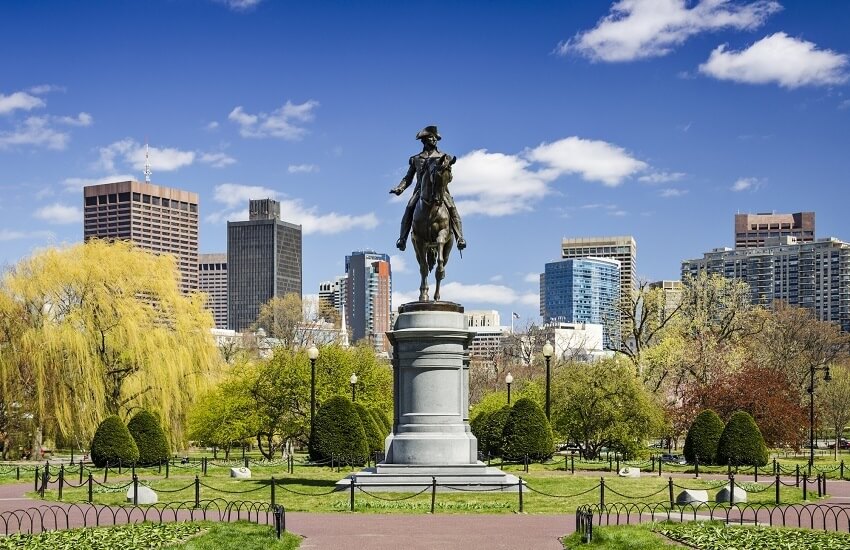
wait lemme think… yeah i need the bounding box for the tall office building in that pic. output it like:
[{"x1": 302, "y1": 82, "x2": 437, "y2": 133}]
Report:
[
  {"x1": 561, "y1": 236, "x2": 636, "y2": 306},
  {"x1": 735, "y1": 212, "x2": 814, "y2": 249},
  {"x1": 199, "y1": 253, "x2": 227, "y2": 329},
  {"x1": 540, "y1": 257, "x2": 621, "y2": 347},
  {"x1": 318, "y1": 275, "x2": 347, "y2": 316},
  {"x1": 682, "y1": 236, "x2": 850, "y2": 332},
  {"x1": 345, "y1": 251, "x2": 392, "y2": 353},
  {"x1": 648, "y1": 280, "x2": 684, "y2": 319},
  {"x1": 227, "y1": 198, "x2": 302, "y2": 332},
  {"x1": 83, "y1": 181, "x2": 199, "y2": 293}
]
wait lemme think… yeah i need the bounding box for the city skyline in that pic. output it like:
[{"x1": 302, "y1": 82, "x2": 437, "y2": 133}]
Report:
[{"x1": 3, "y1": 1, "x2": 850, "y2": 323}]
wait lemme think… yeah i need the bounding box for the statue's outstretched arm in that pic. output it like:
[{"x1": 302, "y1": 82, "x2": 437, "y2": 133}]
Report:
[{"x1": 390, "y1": 158, "x2": 416, "y2": 195}]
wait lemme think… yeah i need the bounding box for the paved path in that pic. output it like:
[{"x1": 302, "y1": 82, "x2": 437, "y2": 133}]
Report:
[{"x1": 0, "y1": 475, "x2": 848, "y2": 549}]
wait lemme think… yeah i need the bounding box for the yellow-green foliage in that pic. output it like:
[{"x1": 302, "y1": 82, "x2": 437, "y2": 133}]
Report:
[{"x1": 0, "y1": 240, "x2": 221, "y2": 446}]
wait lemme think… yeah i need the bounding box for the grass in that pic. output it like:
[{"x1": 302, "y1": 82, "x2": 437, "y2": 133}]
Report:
[
  {"x1": 0, "y1": 522, "x2": 203, "y2": 549},
  {"x1": 561, "y1": 523, "x2": 679, "y2": 549},
  {"x1": 32, "y1": 458, "x2": 819, "y2": 514},
  {"x1": 167, "y1": 521, "x2": 301, "y2": 549}
]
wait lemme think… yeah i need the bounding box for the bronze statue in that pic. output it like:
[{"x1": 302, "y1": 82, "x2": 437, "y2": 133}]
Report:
[{"x1": 390, "y1": 126, "x2": 465, "y2": 301}]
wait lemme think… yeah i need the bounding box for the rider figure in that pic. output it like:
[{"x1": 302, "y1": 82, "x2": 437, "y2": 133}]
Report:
[{"x1": 390, "y1": 125, "x2": 466, "y2": 252}]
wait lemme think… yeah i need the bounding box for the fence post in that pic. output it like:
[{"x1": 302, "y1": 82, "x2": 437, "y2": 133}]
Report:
[
  {"x1": 608, "y1": 456, "x2": 612, "y2": 472},
  {"x1": 118, "y1": 458, "x2": 122, "y2": 475},
  {"x1": 695, "y1": 457, "x2": 699, "y2": 479},
  {"x1": 518, "y1": 477, "x2": 524, "y2": 513},
  {"x1": 158, "y1": 460, "x2": 162, "y2": 475},
  {"x1": 349, "y1": 476, "x2": 355, "y2": 512},
  {"x1": 34, "y1": 466, "x2": 39, "y2": 492},
  {"x1": 668, "y1": 476, "x2": 674, "y2": 508},
  {"x1": 802, "y1": 474, "x2": 808, "y2": 500},
  {"x1": 729, "y1": 474, "x2": 735, "y2": 506},
  {"x1": 841, "y1": 460, "x2": 845, "y2": 481},
  {"x1": 132, "y1": 474, "x2": 138, "y2": 505},
  {"x1": 658, "y1": 456, "x2": 662, "y2": 477},
  {"x1": 616, "y1": 454, "x2": 620, "y2": 474},
  {"x1": 599, "y1": 477, "x2": 605, "y2": 508},
  {"x1": 271, "y1": 476, "x2": 276, "y2": 506},
  {"x1": 58, "y1": 466, "x2": 64, "y2": 500},
  {"x1": 808, "y1": 462, "x2": 812, "y2": 478},
  {"x1": 430, "y1": 476, "x2": 436, "y2": 514},
  {"x1": 775, "y1": 474, "x2": 780, "y2": 504},
  {"x1": 194, "y1": 475, "x2": 200, "y2": 508},
  {"x1": 104, "y1": 463, "x2": 109, "y2": 483},
  {"x1": 40, "y1": 468, "x2": 47, "y2": 498},
  {"x1": 166, "y1": 460, "x2": 169, "y2": 479},
  {"x1": 651, "y1": 455, "x2": 655, "y2": 472},
  {"x1": 773, "y1": 458, "x2": 777, "y2": 475},
  {"x1": 817, "y1": 473, "x2": 822, "y2": 498},
  {"x1": 79, "y1": 463, "x2": 84, "y2": 484},
  {"x1": 727, "y1": 460, "x2": 731, "y2": 476},
  {"x1": 70, "y1": 448, "x2": 74, "y2": 465},
  {"x1": 822, "y1": 471, "x2": 827, "y2": 495},
  {"x1": 88, "y1": 473, "x2": 93, "y2": 503},
  {"x1": 795, "y1": 464, "x2": 800, "y2": 487},
  {"x1": 754, "y1": 463, "x2": 758, "y2": 483},
  {"x1": 524, "y1": 454, "x2": 529, "y2": 473},
  {"x1": 16, "y1": 465, "x2": 19, "y2": 481},
  {"x1": 274, "y1": 505, "x2": 283, "y2": 539},
  {"x1": 131, "y1": 463, "x2": 135, "y2": 478},
  {"x1": 571, "y1": 453, "x2": 575, "y2": 474}
]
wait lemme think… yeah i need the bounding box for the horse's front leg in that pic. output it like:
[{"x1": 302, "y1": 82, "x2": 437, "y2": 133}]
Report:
[
  {"x1": 418, "y1": 252, "x2": 430, "y2": 302},
  {"x1": 433, "y1": 242, "x2": 445, "y2": 301}
]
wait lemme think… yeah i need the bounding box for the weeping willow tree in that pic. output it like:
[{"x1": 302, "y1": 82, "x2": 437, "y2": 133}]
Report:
[{"x1": 0, "y1": 240, "x2": 221, "y2": 448}]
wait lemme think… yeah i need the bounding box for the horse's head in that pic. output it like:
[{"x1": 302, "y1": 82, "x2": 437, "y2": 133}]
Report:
[{"x1": 422, "y1": 155, "x2": 456, "y2": 204}]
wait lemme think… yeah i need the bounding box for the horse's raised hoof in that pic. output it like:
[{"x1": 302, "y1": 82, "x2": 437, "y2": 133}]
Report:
[
  {"x1": 396, "y1": 238, "x2": 406, "y2": 251},
  {"x1": 457, "y1": 238, "x2": 467, "y2": 250}
]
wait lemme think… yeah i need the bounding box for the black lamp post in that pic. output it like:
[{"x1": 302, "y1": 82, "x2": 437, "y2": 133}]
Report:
[
  {"x1": 350, "y1": 373, "x2": 358, "y2": 402},
  {"x1": 808, "y1": 362, "x2": 831, "y2": 468},
  {"x1": 505, "y1": 372, "x2": 513, "y2": 405},
  {"x1": 542, "y1": 340, "x2": 554, "y2": 420},
  {"x1": 308, "y1": 345, "x2": 319, "y2": 453}
]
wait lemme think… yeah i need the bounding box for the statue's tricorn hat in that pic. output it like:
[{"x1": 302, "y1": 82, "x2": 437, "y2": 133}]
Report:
[{"x1": 415, "y1": 125, "x2": 441, "y2": 141}]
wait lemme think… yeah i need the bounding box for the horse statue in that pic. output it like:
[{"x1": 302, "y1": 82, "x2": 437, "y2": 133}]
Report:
[{"x1": 411, "y1": 154, "x2": 456, "y2": 302}]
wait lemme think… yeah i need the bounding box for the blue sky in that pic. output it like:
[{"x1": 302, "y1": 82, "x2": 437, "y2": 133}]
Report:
[{"x1": 2, "y1": 0, "x2": 849, "y2": 323}]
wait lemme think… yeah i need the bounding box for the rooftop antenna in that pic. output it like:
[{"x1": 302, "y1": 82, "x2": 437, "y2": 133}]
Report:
[{"x1": 143, "y1": 138, "x2": 152, "y2": 183}]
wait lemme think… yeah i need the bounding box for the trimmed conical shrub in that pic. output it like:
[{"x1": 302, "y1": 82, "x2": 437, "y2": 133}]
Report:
[
  {"x1": 90, "y1": 415, "x2": 139, "y2": 468},
  {"x1": 478, "y1": 406, "x2": 512, "y2": 458},
  {"x1": 127, "y1": 410, "x2": 170, "y2": 465},
  {"x1": 502, "y1": 398, "x2": 554, "y2": 461},
  {"x1": 354, "y1": 402, "x2": 384, "y2": 454},
  {"x1": 716, "y1": 411, "x2": 769, "y2": 467},
  {"x1": 683, "y1": 409, "x2": 725, "y2": 465},
  {"x1": 310, "y1": 396, "x2": 368, "y2": 464},
  {"x1": 369, "y1": 407, "x2": 391, "y2": 436}
]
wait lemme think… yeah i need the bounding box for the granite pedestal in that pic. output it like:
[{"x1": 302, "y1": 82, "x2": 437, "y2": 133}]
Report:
[{"x1": 337, "y1": 302, "x2": 520, "y2": 492}]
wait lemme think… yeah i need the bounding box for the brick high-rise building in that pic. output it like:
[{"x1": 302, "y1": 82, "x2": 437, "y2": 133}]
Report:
[
  {"x1": 199, "y1": 253, "x2": 227, "y2": 329},
  {"x1": 83, "y1": 181, "x2": 199, "y2": 293},
  {"x1": 734, "y1": 212, "x2": 815, "y2": 249},
  {"x1": 345, "y1": 251, "x2": 392, "y2": 353},
  {"x1": 227, "y1": 199, "x2": 302, "y2": 332}
]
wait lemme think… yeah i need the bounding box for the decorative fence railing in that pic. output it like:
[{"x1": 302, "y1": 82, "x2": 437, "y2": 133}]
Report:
[{"x1": 0, "y1": 499, "x2": 285, "y2": 538}]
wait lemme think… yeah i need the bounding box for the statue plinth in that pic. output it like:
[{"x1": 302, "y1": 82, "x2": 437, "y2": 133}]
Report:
[{"x1": 336, "y1": 302, "x2": 521, "y2": 491}]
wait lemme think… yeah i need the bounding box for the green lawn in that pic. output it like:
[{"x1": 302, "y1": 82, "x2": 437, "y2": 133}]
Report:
[
  {"x1": 561, "y1": 524, "x2": 678, "y2": 549},
  {"x1": 33, "y1": 459, "x2": 819, "y2": 514}
]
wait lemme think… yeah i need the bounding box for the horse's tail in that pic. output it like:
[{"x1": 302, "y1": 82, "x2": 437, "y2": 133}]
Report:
[{"x1": 427, "y1": 247, "x2": 436, "y2": 272}]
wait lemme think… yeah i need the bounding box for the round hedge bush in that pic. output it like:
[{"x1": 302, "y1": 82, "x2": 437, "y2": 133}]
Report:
[
  {"x1": 683, "y1": 409, "x2": 725, "y2": 465},
  {"x1": 477, "y1": 406, "x2": 512, "y2": 458},
  {"x1": 127, "y1": 410, "x2": 170, "y2": 466},
  {"x1": 354, "y1": 402, "x2": 384, "y2": 454},
  {"x1": 90, "y1": 415, "x2": 139, "y2": 468},
  {"x1": 369, "y1": 408, "x2": 391, "y2": 437},
  {"x1": 716, "y1": 410, "x2": 768, "y2": 467},
  {"x1": 501, "y1": 398, "x2": 554, "y2": 461},
  {"x1": 310, "y1": 396, "x2": 368, "y2": 464}
]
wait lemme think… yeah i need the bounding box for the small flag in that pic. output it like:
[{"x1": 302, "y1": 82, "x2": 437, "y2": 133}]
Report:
[{"x1": 512, "y1": 312, "x2": 520, "y2": 319}]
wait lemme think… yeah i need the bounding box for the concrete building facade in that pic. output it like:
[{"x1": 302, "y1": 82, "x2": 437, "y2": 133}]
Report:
[
  {"x1": 735, "y1": 211, "x2": 815, "y2": 249},
  {"x1": 199, "y1": 253, "x2": 227, "y2": 329},
  {"x1": 561, "y1": 236, "x2": 636, "y2": 306},
  {"x1": 83, "y1": 180, "x2": 199, "y2": 293},
  {"x1": 345, "y1": 251, "x2": 392, "y2": 353},
  {"x1": 227, "y1": 199, "x2": 302, "y2": 332}
]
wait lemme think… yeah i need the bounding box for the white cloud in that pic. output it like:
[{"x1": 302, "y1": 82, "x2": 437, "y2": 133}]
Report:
[
  {"x1": 214, "y1": 0, "x2": 262, "y2": 10},
  {"x1": 581, "y1": 203, "x2": 619, "y2": 210},
  {"x1": 288, "y1": 164, "x2": 319, "y2": 173},
  {"x1": 609, "y1": 210, "x2": 628, "y2": 217},
  {"x1": 34, "y1": 203, "x2": 81, "y2": 224},
  {"x1": 659, "y1": 188, "x2": 688, "y2": 198},
  {"x1": 207, "y1": 183, "x2": 378, "y2": 235},
  {"x1": 28, "y1": 84, "x2": 65, "y2": 95},
  {"x1": 839, "y1": 99, "x2": 850, "y2": 110},
  {"x1": 559, "y1": 0, "x2": 780, "y2": 62},
  {"x1": 199, "y1": 152, "x2": 236, "y2": 168},
  {"x1": 731, "y1": 177, "x2": 763, "y2": 192},
  {"x1": 523, "y1": 272, "x2": 540, "y2": 284},
  {"x1": 490, "y1": 275, "x2": 503, "y2": 282},
  {"x1": 63, "y1": 174, "x2": 135, "y2": 192},
  {"x1": 520, "y1": 293, "x2": 540, "y2": 306},
  {"x1": 228, "y1": 100, "x2": 319, "y2": 140},
  {"x1": 699, "y1": 32, "x2": 850, "y2": 88},
  {"x1": 55, "y1": 112, "x2": 93, "y2": 127},
  {"x1": 526, "y1": 137, "x2": 648, "y2": 186},
  {"x1": 0, "y1": 91, "x2": 45, "y2": 115},
  {"x1": 205, "y1": 121, "x2": 220, "y2": 131},
  {"x1": 0, "y1": 229, "x2": 55, "y2": 241},
  {"x1": 639, "y1": 171, "x2": 686, "y2": 184},
  {"x1": 392, "y1": 290, "x2": 421, "y2": 309},
  {"x1": 0, "y1": 116, "x2": 68, "y2": 150},
  {"x1": 390, "y1": 254, "x2": 408, "y2": 273}
]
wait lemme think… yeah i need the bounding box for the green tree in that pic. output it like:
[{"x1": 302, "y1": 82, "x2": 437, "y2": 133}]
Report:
[
  {"x1": 683, "y1": 409, "x2": 725, "y2": 465},
  {"x1": 716, "y1": 411, "x2": 768, "y2": 466},
  {"x1": 90, "y1": 415, "x2": 139, "y2": 467},
  {"x1": 552, "y1": 359, "x2": 664, "y2": 459},
  {"x1": 127, "y1": 410, "x2": 170, "y2": 465},
  {"x1": 501, "y1": 398, "x2": 553, "y2": 461},
  {"x1": 187, "y1": 373, "x2": 259, "y2": 457},
  {"x1": 310, "y1": 396, "x2": 368, "y2": 464},
  {"x1": 819, "y1": 362, "x2": 850, "y2": 460},
  {"x1": 0, "y1": 240, "x2": 220, "y2": 447}
]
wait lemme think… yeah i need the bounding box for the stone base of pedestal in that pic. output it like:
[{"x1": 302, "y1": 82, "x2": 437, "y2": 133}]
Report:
[{"x1": 335, "y1": 462, "x2": 523, "y2": 492}]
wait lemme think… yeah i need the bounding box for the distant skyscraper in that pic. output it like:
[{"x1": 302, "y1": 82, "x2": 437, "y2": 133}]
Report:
[
  {"x1": 199, "y1": 253, "x2": 227, "y2": 329},
  {"x1": 345, "y1": 250, "x2": 392, "y2": 353},
  {"x1": 318, "y1": 275, "x2": 347, "y2": 316},
  {"x1": 227, "y1": 198, "x2": 302, "y2": 332},
  {"x1": 735, "y1": 212, "x2": 814, "y2": 249},
  {"x1": 561, "y1": 236, "x2": 636, "y2": 306},
  {"x1": 648, "y1": 280, "x2": 684, "y2": 319},
  {"x1": 540, "y1": 257, "x2": 621, "y2": 348},
  {"x1": 83, "y1": 180, "x2": 199, "y2": 293},
  {"x1": 682, "y1": 236, "x2": 850, "y2": 332}
]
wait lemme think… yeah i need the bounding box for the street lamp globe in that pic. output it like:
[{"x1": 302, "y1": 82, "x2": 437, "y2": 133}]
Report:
[
  {"x1": 307, "y1": 345, "x2": 319, "y2": 360},
  {"x1": 542, "y1": 340, "x2": 554, "y2": 358},
  {"x1": 350, "y1": 373, "x2": 358, "y2": 385},
  {"x1": 505, "y1": 372, "x2": 513, "y2": 385}
]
